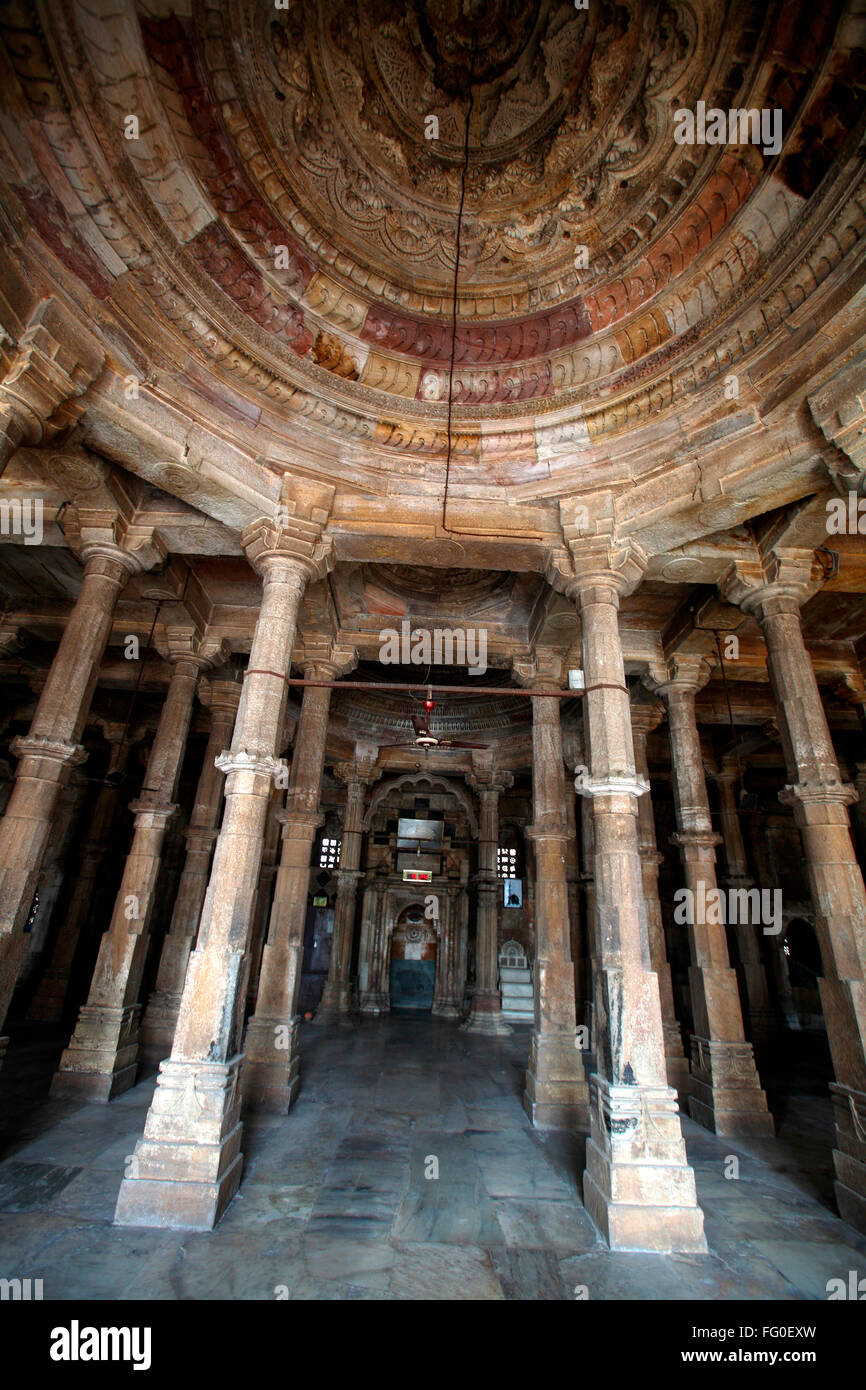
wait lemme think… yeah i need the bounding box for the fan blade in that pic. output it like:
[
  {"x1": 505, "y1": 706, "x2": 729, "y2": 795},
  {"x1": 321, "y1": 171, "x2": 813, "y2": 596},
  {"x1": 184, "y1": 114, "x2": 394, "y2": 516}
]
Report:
[
  {"x1": 435, "y1": 739, "x2": 489, "y2": 750},
  {"x1": 411, "y1": 714, "x2": 429, "y2": 736}
]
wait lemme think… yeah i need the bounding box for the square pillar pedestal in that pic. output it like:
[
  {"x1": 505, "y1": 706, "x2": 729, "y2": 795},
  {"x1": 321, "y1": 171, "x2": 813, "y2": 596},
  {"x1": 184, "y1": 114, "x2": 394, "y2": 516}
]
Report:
[
  {"x1": 583, "y1": 1077, "x2": 708, "y2": 1253},
  {"x1": 114, "y1": 1056, "x2": 244, "y2": 1230},
  {"x1": 523, "y1": 1031, "x2": 590, "y2": 1129},
  {"x1": 831, "y1": 1082, "x2": 866, "y2": 1233},
  {"x1": 51, "y1": 1004, "x2": 142, "y2": 1102},
  {"x1": 241, "y1": 1016, "x2": 300, "y2": 1113},
  {"x1": 687, "y1": 1036, "x2": 775, "y2": 1137}
]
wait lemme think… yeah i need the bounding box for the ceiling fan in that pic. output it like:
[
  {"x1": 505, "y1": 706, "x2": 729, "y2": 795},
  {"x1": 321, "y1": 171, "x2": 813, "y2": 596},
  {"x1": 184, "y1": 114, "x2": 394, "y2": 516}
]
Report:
[{"x1": 395, "y1": 688, "x2": 489, "y2": 751}]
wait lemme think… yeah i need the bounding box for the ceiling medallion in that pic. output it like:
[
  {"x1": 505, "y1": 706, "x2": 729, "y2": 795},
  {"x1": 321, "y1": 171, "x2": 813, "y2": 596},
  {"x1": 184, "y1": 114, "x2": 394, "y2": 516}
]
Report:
[{"x1": 407, "y1": 0, "x2": 543, "y2": 95}]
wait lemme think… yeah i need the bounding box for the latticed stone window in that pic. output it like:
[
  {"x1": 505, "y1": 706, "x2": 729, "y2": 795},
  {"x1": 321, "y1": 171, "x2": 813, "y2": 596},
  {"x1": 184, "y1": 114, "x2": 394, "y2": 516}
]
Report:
[
  {"x1": 497, "y1": 846, "x2": 517, "y2": 879},
  {"x1": 319, "y1": 836, "x2": 342, "y2": 870}
]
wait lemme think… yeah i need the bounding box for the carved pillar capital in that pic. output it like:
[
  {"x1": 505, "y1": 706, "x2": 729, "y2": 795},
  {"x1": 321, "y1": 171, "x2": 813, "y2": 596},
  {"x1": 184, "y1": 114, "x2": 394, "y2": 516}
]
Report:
[
  {"x1": 511, "y1": 651, "x2": 563, "y2": 689},
  {"x1": 156, "y1": 628, "x2": 231, "y2": 676},
  {"x1": 645, "y1": 652, "x2": 716, "y2": 699},
  {"x1": 0, "y1": 298, "x2": 104, "y2": 463},
  {"x1": 548, "y1": 536, "x2": 649, "y2": 603},
  {"x1": 242, "y1": 478, "x2": 335, "y2": 585},
  {"x1": 467, "y1": 766, "x2": 514, "y2": 800},
  {"x1": 298, "y1": 643, "x2": 358, "y2": 683},
  {"x1": 718, "y1": 548, "x2": 825, "y2": 617},
  {"x1": 199, "y1": 677, "x2": 243, "y2": 722},
  {"x1": 628, "y1": 699, "x2": 665, "y2": 742}
]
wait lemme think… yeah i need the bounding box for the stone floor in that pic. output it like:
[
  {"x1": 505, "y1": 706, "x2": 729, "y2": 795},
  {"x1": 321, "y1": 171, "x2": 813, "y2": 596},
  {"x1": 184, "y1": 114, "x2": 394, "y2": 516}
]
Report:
[{"x1": 1, "y1": 1016, "x2": 865, "y2": 1300}]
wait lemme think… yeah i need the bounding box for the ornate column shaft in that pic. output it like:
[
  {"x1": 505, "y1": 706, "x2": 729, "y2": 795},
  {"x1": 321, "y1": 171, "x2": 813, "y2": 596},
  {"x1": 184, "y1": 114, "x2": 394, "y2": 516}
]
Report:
[
  {"x1": 561, "y1": 541, "x2": 706, "y2": 1253},
  {"x1": 722, "y1": 549, "x2": 866, "y2": 1235},
  {"x1": 245, "y1": 782, "x2": 284, "y2": 1015},
  {"x1": 28, "y1": 730, "x2": 135, "y2": 1022},
  {"x1": 0, "y1": 541, "x2": 146, "y2": 1061},
  {"x1": 18, "y1": 770, "x2": 89, "y2": 988},
  {"x1": 515, "y1": 657, "x2": 588, "y2": 1126},
  {"x1": 432, "y1": 885, "x2": 462, "y2": 1018},
  {"x1": 244, "y1": 658, "x2": 351, "y2": 1108},
  {"x1": 630, "y1": 701, "x2": 690, "y2": 1094},
  {"x1": 314, "y1": 755, "x2": 378, "y2": 1024},
  {"x1": 462, "y1": 760, "x2": 512, "y2": 1036},
  {"x1": 359, "y1": 878, "x2": 389, "y2": 1014},
  {"x1": 853, "y1": 763, "x2": 866, "y2": 872},
  {"x1": 53, "y1": 635, "x2": 221, "y2": 1101},
  {"x1": 563, "y1": 791, "x2": 585, "y2": 1015},
  {"x1": 140, "y1": 679, "x2": 241, "y2": 1064},
  {"x1": 648, "y1": 659, "x2": 771, "y2": 1136},
  {"x1": 710, "y1": 763, "x2": 775, "y2": 1047},
  {"x1": 115, "y1": 498, "x2": 333, "y2": 1231}
]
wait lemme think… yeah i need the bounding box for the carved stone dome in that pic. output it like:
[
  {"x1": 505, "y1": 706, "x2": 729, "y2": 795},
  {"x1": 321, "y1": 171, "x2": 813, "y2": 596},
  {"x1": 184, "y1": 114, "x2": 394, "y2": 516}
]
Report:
[{"x1": 3, "y1": 0, "x2": 864, "y2": 517}]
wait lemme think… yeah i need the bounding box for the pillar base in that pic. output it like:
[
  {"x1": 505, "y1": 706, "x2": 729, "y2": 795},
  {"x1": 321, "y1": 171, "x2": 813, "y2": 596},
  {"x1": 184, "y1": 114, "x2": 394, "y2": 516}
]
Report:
[
  {"x1": 311, "y1": 1005, "x2": 354, "y2": 1028},
  {"x1": 523, "y1": 1030, "x2": 591, "y2": 1128},
  {"x1": 743, "y1": 1004, "x2": 778, "y2": 1050},
  {"x1": 665, "y1": 1049, "x2": 693, "y2": 1099},
  {"x1": 27, "y1": 972, "x2": 69, "y2": 1023},
  {"x1": 687, "y1": 1036, "x2": 774, "y2": 1136},
  {"x1": 241, "y1": 1016, "x2": 300, "y2": 1113},
  {"x1": 431, "y1": 1001, "x2": 461, "y2": 1020},
  {"x1": 312, "y1": 984, "x2": 353, "y2": 1026},
  {"x1": 138, "y1": 990, "x2": 182, "y2": 1067},
  {"x1": 582, "y1": 1078, "x2": 707, "y2": 1253},
  {"x1": 831, "y1": 1083, "x2": 866, "y2": 1236},
  {"x1": 51, "y1": 1004, "x2": 142, "y2": 1102},
  {"x1": 359, "y1": 991, "x2": 389, "y2": 1015},
  {"x1": 114, "y1": 1055, "x2": 244, "y2": 1230},
  {"x1": 460, "y1": 1006, "x2": 512, "y2": 1037}
]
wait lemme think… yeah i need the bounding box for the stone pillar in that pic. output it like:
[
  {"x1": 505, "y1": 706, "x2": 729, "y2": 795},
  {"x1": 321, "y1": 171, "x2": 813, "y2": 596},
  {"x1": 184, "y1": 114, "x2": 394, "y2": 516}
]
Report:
[
  {"x1": 648, "y1": 657, "x2": 771, "y2": 1136},
  {"x1": 630, "y1": 701, "x2": 690, "y2": 1094},
  {"x1": 563, "y1": 792, "x2": 585, "y2": 1015},
  {"x1": 244, "y1": 656, "x2": 353, "y2": 1108},
  {"x1": 853, "y1": 763, "x2": 866, "y2": 873},
  {"x1": 578, "y1": 786, "x2": 596, "y2": 1037},
  {"x1": 18, "y1": 769, "x2": 89, "y2": 992},
  {"x1": 722, "y1": 548, "x2": 866, "y2": 1235},
  {"x1": 359, "y1": 877, "x2": 389, "y2": 1014},
  {"x1": 115, "y1": 499, "x2": 333, "y2": 1230},
  {"x1": 462, "y1": 760, "x2": 512, "y2": 1036},
  {"x1": 710, "y1": 762, "x2": 776, "y2": 1047},
  {"x1": 53, "y1": 632, "x2": 224, "y2": 1100},
  {"x1": 0, "y1": 298, "x2": 104, "y2": 472},
  {"x1": 377, "y1": 888, "x2": 397, "y2": 1014},
  {"x1": 0, "y1": 537, "x2": 152, "y2": 1066},
  {"x1": 245, "y1": 783, "x2": 284, "y2": 1015},
  {"x1": 432, "y1": 884, "x2": 462, "y2": 1018},
  {"x1": 314, "y1": 756, "x2": 378, "y2": 1025},
  {"x1": 28, "y1": 727, "x2": 136, "y2": 1023},
  {"x1": 139, "y1": 678, "x2": 241, "y2": 1065},
  {"x1": 558, "y1": 541, "x2": 706, "y2": 1253},
  {"x1": 515, "y1": 655, "x2": 589, "y2": 1126}
]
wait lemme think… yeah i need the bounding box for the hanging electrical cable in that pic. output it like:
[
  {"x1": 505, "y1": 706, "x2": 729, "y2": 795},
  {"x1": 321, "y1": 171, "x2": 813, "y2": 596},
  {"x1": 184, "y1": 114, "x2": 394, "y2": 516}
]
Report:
[
  {"x1": 440, "y1": 35, "x2": 477, "y2": 538},
  {"x1": 436, "y1": 33, "x2": 545, "y2": 547}
]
